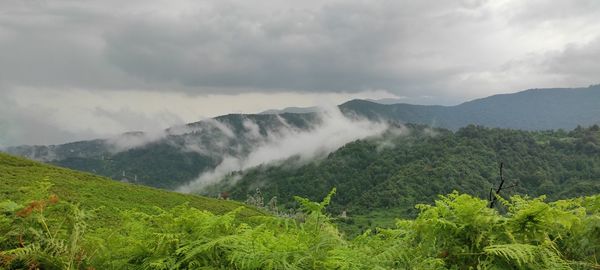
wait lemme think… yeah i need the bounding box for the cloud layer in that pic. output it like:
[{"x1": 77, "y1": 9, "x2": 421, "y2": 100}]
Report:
[
  {"x1": 3, "y1": 0, "x2": 600, "y2": 95},
  {"x1": 1, "y1": 0, "x2": 600, "y2": 145}
]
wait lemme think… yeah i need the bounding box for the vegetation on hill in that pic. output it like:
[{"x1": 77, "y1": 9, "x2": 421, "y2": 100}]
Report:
[
  {"x1": 1, "y1": 147, "x2": 600, "y2": 269},
  {"x1": 213, "y1": 125, "x2": 600, "y2": 220},
  {"x1": 1, "y1": 180, "x2": 599, "y2": 269},
  {"x1": 0, "y1": 153, "x2": 264, "y2": 227}
]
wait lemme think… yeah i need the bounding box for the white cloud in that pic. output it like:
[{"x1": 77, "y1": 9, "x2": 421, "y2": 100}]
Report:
[{"x1": 177, "y1": 107, "x2": 388, "y2": 192}]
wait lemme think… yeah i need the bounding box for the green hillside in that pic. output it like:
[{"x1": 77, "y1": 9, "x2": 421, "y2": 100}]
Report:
[
  {"x1": 1, "y1": 148, "x2": 600, "y2": 269},
  {"x1": 212, "y1": 124, "x2": 600, "y2": 220},
  {"x1": 0, "y1": 152, "x2": 264, "y2": 227}
]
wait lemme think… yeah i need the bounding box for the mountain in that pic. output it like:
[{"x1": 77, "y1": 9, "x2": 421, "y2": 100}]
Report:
[
  {"x1": 341, "y1": 85, "x2": 600, "y2": 130},
  {"x1": 0, "y1": 152, "x2": 264, "y2": 226},
  {"x1": 365, "y1": 98, "x2": 406, "y2": 104},
  {"x1": 4, "y1": 113, "x2": 319, "y2": 189},
  {"x1": 3, "y1": 86, "x2": 600, "y2": 190},
  {"x1": 259, "y1": 106, "x2": 320, "y2": 114},
  {"x1": 208, "y1": 124, "x2": 600, "y2": 217}
]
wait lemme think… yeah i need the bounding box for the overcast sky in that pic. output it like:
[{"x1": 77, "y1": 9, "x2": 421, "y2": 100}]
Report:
[{"x1": 1, "y1": 0, "x2": 600, "y2": 146}]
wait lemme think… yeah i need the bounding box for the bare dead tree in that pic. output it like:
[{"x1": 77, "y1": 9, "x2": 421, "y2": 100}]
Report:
[
  {"x1": 489, "y1": 162, "x2": 518, "y2": 208},
  {"x1": 489, "y1": 163, "x2": 503, "y2": 208}
]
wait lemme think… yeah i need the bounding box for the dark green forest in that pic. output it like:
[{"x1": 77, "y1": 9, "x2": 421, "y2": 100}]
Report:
[{"x1": 213, "y1": 125, "x2": 600, "y2": 220}]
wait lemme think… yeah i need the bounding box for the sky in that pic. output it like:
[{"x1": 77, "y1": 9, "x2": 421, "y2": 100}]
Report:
[{"x1": 1, "y1": 0, "x2": 600, "y2": 146}]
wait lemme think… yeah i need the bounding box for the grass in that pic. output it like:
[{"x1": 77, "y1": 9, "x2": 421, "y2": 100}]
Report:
[
  {"x1": 0, "y1": 152, "x2": 265, "y2": 228},
  {"x1": 336, "y1": 208, "x2": 408, "y2": 237}
]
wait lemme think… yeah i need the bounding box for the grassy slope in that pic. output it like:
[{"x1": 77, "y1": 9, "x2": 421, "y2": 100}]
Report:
[{"x1": 0, "y1": 153, "x2": 264, "y2": 227}]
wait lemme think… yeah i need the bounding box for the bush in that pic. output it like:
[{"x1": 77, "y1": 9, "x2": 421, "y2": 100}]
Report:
[{"x1": 1, "y1": 182, "x2": 599, "y2": 269}]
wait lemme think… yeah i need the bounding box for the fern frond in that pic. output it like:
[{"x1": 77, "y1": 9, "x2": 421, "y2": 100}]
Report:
[{"x1": 484, "y1": 243, "x2": 571, "y2": 269}]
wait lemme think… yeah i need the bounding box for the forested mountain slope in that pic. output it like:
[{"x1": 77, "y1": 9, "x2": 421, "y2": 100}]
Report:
[{"x1": 212, "y1": 124, "x2": 600, "y2": 216}]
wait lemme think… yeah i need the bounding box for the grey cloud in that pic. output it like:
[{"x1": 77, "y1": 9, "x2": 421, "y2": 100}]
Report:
[
  {"x1": 0, "y1": 88, "x2": 184, "y2": 146},
  {"x1": 103, "y1": 1, "x2": 403, "y2": 92},
  {"x1": 0, "y1": 4, "x2": 141, "y2": 90},
  {"x1": 0, "y1": 95, "x2": 97, "y2": 146},
  {"x1": 92, "y1": 107, "x2": 184, "y2": 133},
  {"x1": 507, "y1": 0, "x2": 600, "y2": 24},
  {"x1": 101, "y1": 0, "x2": 510, "y2": 96},
  {"x1": 0, "y1": 0, "x2": 599, "y2": 99},
  {"x1": 546, "y1": 37, "x2": 600, "y2": 83},
  {"x1": 0, "y1": 0, "x2": 516, "y2": 97}
]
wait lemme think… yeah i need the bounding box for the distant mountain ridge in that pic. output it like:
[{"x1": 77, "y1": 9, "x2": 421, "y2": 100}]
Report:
[
  {"x1": 340, "y1": 85, "x2": 600, "y2": 130},
  {"x1": 259, "y1": 106, "x2": 320, "y2": 114},
  {"x1": 3, "y1": 85, "x2": 600, "y2": 189}
]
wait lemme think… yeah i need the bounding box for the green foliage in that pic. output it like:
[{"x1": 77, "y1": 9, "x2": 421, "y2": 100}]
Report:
[
  {"x1": 0, "y1": 152, "x2": 265, "y2": 230},
  {"x1": 2, "y1": 149, "x2": 600, "y2": 269},
  {"x1": 483, "y1": 243, "x2": 570, "y2": 269},
  {"x1": 3, "y1": 178, "x2": 600, "y2": 269},
  {"x1": 214, "y1": 125, "x2": 600, "y2": 231},
  {"x1": 0, "y1": 181, "x2": 93, "y2": 269}
]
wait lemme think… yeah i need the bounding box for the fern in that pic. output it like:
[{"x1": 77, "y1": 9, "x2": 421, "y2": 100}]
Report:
[
  {"x1": 484, "y1": 243, "x2": 571, "y2": 269},
  {"x1": 1, "y1": 180, "x2": 93, "y2": 270},
  {"x1": 3, "y1": 180, "x2": 600, "y2": 270}
]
